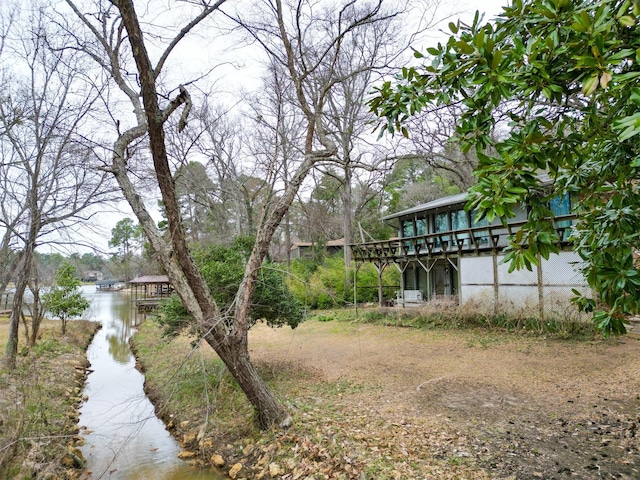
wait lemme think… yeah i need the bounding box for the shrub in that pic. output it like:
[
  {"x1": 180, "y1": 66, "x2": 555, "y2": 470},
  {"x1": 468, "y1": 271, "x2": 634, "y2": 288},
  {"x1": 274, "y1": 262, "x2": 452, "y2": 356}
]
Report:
[
  {"x1": 156, "y1": 236, "x2": 303, "y2": 337},
  {"x1": 42, "y1": 262, "x2": 90, "y2": 335},
  {"x1": 287, "y1": 257, "x2": 399, "y2": 309},
  {"x1": 357, "y1": 301, "x2": 599, "y2": 339}
]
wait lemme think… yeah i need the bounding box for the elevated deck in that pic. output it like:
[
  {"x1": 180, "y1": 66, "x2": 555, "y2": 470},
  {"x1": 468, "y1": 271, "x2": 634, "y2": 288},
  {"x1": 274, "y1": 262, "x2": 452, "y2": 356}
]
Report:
[{"x1": 350, "y1": 215, "x2": 575, "y2": 264}]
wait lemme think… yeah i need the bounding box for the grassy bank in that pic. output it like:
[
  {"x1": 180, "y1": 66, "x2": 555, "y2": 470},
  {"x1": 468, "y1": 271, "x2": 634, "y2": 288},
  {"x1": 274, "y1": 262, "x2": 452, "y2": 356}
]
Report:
[
  {"x1": 133, "y1": 319, "x2": 460, "y2": 479},
  {"x1": 0, "y1": 317, "x2": 99, "y2": 479},
  {"x1": 132, "y1": 309, "x2": 608, "y2": 479}
]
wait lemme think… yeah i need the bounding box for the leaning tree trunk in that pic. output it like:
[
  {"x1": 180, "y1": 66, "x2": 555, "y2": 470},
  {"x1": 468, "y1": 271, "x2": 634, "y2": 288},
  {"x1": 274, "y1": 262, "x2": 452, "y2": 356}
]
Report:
[
  {"x1": 3, "y1": 232, "x2": 36, "y2": 369},
  {"x1": 3, "y1": 279, "x2": 27, "y2": 370},
  {"x1": 209, "y1": 332, "x2": 288, "y2": 428},
  {"x1": 114, "y1": 0, "x2": 289, "y2": 428}
]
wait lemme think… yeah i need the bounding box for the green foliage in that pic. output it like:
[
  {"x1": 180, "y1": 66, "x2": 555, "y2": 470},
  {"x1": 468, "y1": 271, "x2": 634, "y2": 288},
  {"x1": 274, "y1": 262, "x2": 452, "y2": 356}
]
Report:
[
  {"x1": 42, "y1": 262, "x2": 90, "y2": 334},
  {"x1": 157, "y1": 236, "x2": 303, "y2": 337},
  {"x1": 80, "y1": 252, "x2": 106, "y2": 272},
  {"x1": 287, "y1": 257, "x2": 399, "y2": 309},
  {"x1": 31, "y1": 337, "x2": 65, "y2": 357},
  {"x1": 109, "y1": 217, "x2": 143, "y2": 257},
  {"x1": 370, "y1": 0, "x2": 640, "y2": 335},
  {"x1": 384, "y1": 157, "x2": 461, "y2": 212}
]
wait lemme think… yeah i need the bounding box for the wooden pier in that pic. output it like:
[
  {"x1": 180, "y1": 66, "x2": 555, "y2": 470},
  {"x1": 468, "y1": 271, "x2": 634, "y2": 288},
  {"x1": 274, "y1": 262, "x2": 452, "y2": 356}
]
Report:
[
  {"x1": 136, "y1": 298, "x2": 162, "y2": 313},
  {"x1": 129, "y1": 275, "x2": 173, "y2": 313}
]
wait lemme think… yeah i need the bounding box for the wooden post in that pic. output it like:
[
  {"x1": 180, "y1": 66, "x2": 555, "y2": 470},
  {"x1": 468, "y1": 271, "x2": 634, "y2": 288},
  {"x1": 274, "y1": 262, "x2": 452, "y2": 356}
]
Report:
[
  {"x1": 457, "y1": 258, "x2": 462, "y2": 305},
  {"x1": 537, "y1": 253, "x2": 544, "y2": 320},
  {"x1": 353, "y1": 262, "x2": 358, "y2": 318},
  {"x1": 377, "y1": 262, "x2": 384, "y2": 307},
  {"x1": 399, "y1": 262, "x2": 406, "y2": 307},
  {"x1": 493, "y1": 252, "x2": 499, "y2": 315}
]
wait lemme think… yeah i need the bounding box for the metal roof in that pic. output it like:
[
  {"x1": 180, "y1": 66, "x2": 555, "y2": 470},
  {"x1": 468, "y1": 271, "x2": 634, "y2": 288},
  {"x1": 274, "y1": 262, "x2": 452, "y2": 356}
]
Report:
[
  {"x1": 128, "y1": 275, "x2": 170, "y2": 284},
  {"x1": 290, "y1": 238, "x2": 344, "y2": 250},
  {"x1": 381, "y1": 192, "x2": 469, "y2": 221},
  {"x1": 95, "y1": 279, "x2": 123, "y2": 286}
]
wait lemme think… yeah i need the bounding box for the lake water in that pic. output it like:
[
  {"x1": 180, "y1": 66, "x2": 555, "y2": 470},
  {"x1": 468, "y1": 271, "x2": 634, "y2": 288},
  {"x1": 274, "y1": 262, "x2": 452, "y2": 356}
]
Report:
[{"x1": 78, "y1": 286, "x2": 223, "y2": 480}]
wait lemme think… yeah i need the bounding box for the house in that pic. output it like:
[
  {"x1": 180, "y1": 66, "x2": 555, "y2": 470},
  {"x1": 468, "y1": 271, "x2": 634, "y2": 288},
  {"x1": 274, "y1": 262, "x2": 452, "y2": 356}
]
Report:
[
  {"x1": 290, "y1": 238, "x2": 344, "y2": 260},
  {"x1": 83, "y1": 270, "x2": 104, "y2": 282},
  {"x1": 350, "y1": 190, "x2": 588, "y2": 317}
]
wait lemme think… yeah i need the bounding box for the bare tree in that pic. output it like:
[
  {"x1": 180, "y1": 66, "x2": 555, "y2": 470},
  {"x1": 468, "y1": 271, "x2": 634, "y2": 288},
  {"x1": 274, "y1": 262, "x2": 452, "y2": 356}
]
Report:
[
  {"x1": 321, "y1": 4, "x2": 406, "y2": 268},
  {"x1": 1, "y1": 7, "x2": 112, "y2": 368},
  {"x1": 62, "y1": 0, "x2": 295, "y2": 427},
  {"x1": 191, "y1": 103, "x2": 272, "y2": 241},
  {"x1": 236, "y1": 0, "x2": 436, "y2": 272},
  {"x1": 59, "y1": 0, "x2": 402, "y2": 427},
  {"x1": 0, "y1": 4, "x2": 21, "y2": 297},
  {"x1": 404, "y1": 105, "x2": 479, "y2": 190},
  {"x1": 245, "y1": 58, "x2": 307, "y2": 263}
]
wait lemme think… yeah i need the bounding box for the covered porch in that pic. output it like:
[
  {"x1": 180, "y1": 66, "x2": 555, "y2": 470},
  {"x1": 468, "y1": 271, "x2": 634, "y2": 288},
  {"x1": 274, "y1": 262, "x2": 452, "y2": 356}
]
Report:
[
  {"x1": 128, "y1": 275, "x2": 174, "y2": 312},
  {"x1": 350, "y1": 215, "x2": 575, "y2": 308}
]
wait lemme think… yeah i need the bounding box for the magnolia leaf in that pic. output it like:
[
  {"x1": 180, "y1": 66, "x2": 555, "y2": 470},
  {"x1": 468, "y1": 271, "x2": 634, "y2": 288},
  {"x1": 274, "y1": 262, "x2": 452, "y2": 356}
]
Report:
[
  {"x1": 581, "y1": 74, "x2": 599, "y2": 96},
  {"x1": 619, "y1": 15, "x2": 636, "y2": 27}
]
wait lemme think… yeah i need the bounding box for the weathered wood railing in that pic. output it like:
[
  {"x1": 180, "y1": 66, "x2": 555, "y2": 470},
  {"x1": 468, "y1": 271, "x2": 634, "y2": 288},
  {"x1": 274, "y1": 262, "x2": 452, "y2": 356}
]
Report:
[{"x1": 349, "y1": 215, "x2": 576, "y2": 263}]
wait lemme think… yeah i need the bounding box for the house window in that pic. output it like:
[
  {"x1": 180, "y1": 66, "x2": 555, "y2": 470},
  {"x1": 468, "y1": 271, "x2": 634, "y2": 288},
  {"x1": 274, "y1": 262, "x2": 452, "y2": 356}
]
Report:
[
  {"x1": 550, "y1": 193, "x2": 572, "y2": 240},
  {"x1": 550, "y1": 193, "x2": 571, "y2": 216},
  {"x1": 451, "y1": 209, "x2": 468, "y2": 230},
  {"x1": 402, "y1": 219, "x2": 416, "y2": 253},
  {"x1": 435, "y1": 212, "x2": 449, "y2": 232},
  {"x1": 471, "y1": 211, "x2": 488, "y2": 228},
  {"x1": 451, "y1": 209, "x2": 470, "y2": 247},
  {"x1": 416, "y1": 218, "x2": 427, "y2": 235},
  {"x1": 471, "y1": 210, "x2": 489, "y2": 245},
  {"x1": 402, "y1": 220, "x2": 415, "y2": 238},
  {"x1": 434, "y1": 212, "x2": 450, "y2": 248}
]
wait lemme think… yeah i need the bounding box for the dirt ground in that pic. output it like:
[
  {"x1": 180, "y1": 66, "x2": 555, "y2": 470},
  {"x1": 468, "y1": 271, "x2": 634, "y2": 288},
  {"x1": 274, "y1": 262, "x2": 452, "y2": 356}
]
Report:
[{"x1": 244, "y1": 319, "x2": 640, "y2": 479}]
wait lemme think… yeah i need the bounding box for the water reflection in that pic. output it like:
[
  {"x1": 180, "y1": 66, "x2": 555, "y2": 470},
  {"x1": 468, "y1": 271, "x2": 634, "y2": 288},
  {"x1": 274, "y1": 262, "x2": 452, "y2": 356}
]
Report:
[
  {"x1": 104, "y1": 294, "x2": 136, "y2": 364},
  {"x1": 79, "y1": 286, "x2": 223, "y2": 480}
]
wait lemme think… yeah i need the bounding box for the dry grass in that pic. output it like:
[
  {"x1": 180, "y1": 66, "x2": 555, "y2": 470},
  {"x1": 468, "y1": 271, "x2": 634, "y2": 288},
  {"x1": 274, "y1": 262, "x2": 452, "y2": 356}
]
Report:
[
  {"x1": 0, "y1": 315, "x2": 64, "y2": 348},
  {"x1": 354, "y1": 299, "x2": 599, "y2": 339},
  {"x1": 0, "y1": 318, "x2": 99, "y2": 479},
  {"x1": 133, "y1": 314, "x2": 640, "y2": 479}
]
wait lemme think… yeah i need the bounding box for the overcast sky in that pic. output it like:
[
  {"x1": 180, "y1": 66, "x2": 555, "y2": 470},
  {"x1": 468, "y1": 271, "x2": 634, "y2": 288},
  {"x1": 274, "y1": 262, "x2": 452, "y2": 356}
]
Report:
[{"x1": 40, "y1": 0, "x2": 511, "y2": 255}]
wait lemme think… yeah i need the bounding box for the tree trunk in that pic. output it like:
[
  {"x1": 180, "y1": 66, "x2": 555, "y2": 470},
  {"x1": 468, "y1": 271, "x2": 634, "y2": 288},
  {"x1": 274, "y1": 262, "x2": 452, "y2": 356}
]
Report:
[
  {"x1": 211, "y1": 333, "x2": 288, "y2": 428},
  {"x1": 285, "y1": 210, "x2": 291, "y2": 267},
  {"x1": 114, "y1": 0, "x2": 289, "y2": 428},
  {"x1": 342, "y1": 165, "x2": 353, "y2": 269},
  {"x1": 27, "y1": 275, "x2": 44, "y2": 348},
  {"x1": 3, "y1": 277, "x2": 27, "y2": 369},
  {"x1": 3, "y1": 242, "x2": 35, "y2": 370}
]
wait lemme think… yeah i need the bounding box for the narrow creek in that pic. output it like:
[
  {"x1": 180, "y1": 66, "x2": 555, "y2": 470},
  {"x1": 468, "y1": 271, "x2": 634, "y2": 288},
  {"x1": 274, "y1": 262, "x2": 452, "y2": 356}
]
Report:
[{"x1": 79, "y1": 286, "x2": 223, "y2": 480}]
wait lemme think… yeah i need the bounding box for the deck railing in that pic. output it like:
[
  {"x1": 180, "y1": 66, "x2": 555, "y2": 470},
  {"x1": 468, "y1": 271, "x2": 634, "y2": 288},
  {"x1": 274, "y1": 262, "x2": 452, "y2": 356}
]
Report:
[{"x1": 350, "y1": 214, "x2": 576, "y2": 263}]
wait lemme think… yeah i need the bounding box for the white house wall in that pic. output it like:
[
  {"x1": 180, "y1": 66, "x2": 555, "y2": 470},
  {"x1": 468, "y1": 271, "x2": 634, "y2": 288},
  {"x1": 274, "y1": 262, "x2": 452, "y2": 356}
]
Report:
[
  {"x1": 540, "y1": 251, "x2": 584, "y2": 285},
  {"x1": 460, "y1": 256, "x2": 495, "y2": 285},
  {"x1": 496, "y1": 259, "x2": 538, "y2": 285},
  {"x1": 460, "y1": 251, "x2": 588, "y2": 313}
]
